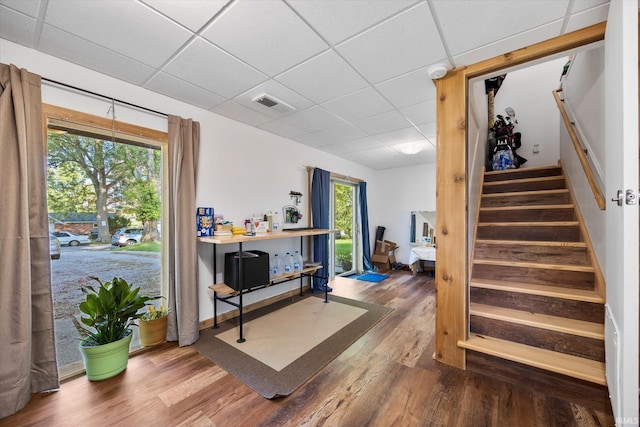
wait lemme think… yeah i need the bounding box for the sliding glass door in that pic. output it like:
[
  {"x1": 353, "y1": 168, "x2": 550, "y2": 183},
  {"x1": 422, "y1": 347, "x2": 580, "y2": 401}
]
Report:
[{"x1": 331, "y1": 180, "x2": 357, "y2": 276}]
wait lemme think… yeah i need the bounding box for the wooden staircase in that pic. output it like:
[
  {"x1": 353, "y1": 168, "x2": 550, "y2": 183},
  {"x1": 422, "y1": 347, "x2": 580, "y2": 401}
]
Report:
[{"x1": 458, "y1": 165, "x2": 606, "y2": 386}]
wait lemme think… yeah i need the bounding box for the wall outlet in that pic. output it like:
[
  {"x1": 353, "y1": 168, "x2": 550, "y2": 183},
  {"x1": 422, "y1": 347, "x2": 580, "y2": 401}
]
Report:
[{"x1": 532, "y1": 144, "x2": 540, "y2": 153}]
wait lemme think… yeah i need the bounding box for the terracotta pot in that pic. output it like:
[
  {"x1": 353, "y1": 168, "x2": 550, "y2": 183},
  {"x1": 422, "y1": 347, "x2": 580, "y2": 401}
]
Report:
[{"x1": 138, "y1": 316, "x2": 167, "y2": 346}]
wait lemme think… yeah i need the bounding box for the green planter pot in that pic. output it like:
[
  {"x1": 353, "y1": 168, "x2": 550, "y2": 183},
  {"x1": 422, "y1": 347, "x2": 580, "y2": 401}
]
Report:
[{"x1": 79, "y1": 331, "x2": 133, "y2": 381}]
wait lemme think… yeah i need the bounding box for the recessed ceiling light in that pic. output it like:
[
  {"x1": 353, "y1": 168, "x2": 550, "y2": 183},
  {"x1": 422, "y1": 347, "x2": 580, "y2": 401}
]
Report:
[{"x1": 400, "y1": 143, "x2": 423, "y2": 155}]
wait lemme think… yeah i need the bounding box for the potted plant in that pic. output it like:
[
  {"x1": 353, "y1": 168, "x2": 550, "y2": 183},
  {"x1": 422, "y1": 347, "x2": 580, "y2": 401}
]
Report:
[
  {"x1": 79, "y1": 276, "x2": 158, "y2": 381},
  {"x1": 336, "y1": 253, "x2": 352, "y2": 272},
  {"x1": 138, "y1": 304, "x2": 169, "y2": 347}
]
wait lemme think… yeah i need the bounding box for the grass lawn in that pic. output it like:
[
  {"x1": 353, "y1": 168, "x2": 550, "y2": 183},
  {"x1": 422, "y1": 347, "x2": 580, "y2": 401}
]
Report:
[
  {"x1": 335, "y1": 239, "x2": 352, "y2": 256},
  {"x1": 113, "y1": 242, "x2": 161, "y2": 252}
]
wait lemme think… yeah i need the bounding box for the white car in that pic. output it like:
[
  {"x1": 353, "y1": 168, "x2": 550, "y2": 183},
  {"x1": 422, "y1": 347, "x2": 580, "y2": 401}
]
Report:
[{"x1": 53, "y1": 231, "x2": 90, "y2": 246}]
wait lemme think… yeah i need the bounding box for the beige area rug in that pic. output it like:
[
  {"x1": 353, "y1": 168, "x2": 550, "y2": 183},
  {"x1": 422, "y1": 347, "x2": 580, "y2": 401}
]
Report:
[{"x1": 192, "y1": 294, "x2": 393, "y2": 398}]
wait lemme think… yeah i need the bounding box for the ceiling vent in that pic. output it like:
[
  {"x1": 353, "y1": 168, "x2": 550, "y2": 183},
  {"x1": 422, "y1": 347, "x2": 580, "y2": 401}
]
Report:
[{"x1": 252, "y1": 93, "x2": 296, "y2": 114}]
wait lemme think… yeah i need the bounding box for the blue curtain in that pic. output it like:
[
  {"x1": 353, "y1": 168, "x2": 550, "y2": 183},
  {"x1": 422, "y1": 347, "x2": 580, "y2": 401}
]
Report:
[
  {"x1": 311, "y1": 168, "x2": 330, "y2": 292},
  {"x1": 358, "y1": 182, "x2": 373, "y2": 271},
  {"x1": 410, "y1": 212, "x2": 416, "y2": 243}
]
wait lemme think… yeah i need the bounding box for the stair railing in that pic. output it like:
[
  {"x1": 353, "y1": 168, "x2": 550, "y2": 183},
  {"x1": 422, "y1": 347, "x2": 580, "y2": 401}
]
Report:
[{"x1": 552, "y1": 89, "x2": 606, "y2": 210}]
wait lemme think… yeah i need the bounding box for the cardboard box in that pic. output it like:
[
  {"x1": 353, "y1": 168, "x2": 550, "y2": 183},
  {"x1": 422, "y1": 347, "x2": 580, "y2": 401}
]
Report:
[
  {"x1": 372, "y1": 253, "x2": 397, "y2": 272},
  {"x1": 374, "y1": 240, "x2": 398, "y2": 255}
]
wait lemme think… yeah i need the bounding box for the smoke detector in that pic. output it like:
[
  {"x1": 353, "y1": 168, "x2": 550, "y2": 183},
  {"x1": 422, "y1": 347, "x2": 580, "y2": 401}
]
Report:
[
  {"x1": 428, "y1": 64, "x2": 449, "y2": 80},
  {"x1": 252, "y1": 93, "x2": 296, "y2": 114}
]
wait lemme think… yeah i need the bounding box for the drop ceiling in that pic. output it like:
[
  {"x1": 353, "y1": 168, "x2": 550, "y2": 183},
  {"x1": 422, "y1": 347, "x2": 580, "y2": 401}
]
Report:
[{"x1": 0, "y1": 0, "x2": 609, "y2": 170}]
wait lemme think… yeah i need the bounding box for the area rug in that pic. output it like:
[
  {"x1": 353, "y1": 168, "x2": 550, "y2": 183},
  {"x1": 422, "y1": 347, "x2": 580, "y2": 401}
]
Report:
[
  {"x1": 192, "y1": 294, "x2": 392, "y2": 398},
  {"x1": 356, "y1": 272, "x2": 389, "y2": 283}
]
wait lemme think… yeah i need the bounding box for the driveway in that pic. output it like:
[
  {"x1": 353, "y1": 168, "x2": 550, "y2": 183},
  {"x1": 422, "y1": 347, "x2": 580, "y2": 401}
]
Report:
[{"x1": 51, "y1": 244, "x2": 161, "y2": 369}]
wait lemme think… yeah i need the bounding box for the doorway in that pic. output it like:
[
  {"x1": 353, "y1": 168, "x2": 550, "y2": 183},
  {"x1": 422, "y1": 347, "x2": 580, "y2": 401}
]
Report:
[{"x1": 331, "y1": 180, "x2": 358, "y2": 276}]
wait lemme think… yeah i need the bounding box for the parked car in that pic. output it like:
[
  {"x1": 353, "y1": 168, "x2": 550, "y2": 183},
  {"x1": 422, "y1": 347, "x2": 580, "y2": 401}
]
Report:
[
  {"x1": 53, "y1": 231, "x2": 90, "y2": 246},
  {"x1": 49, "y1": 233, "x2": 61, "y2": 259},
  {"x1": 111, "y1": 227, "x2": 143, "y2": 246}
]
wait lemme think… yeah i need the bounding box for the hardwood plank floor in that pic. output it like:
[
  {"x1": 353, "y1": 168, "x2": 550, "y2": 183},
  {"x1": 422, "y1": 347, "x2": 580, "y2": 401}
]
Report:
[{"x1": 1, "y1": 271, "x2": 613, "y2": 427}]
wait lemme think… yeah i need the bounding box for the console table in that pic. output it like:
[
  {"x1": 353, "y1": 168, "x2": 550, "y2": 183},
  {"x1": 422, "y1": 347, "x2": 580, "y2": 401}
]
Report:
[{"x1": 198, "y1": 228, "x2": 335, "y2": 343}]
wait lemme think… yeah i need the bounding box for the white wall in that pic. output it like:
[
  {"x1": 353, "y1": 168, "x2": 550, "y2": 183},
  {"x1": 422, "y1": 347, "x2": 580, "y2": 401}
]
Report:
[
  {"x1": 374, "y1": 163, "x2": 436, "y2": 264},
  {"x1": 0, "y1": 39, "x2": 380, "y2": 322},
  {"x1": 560, "y1": 45, "x2": 606, "y2": 267},
  {"x1": 493, "y1": 57, "x2": 567, "y2": 169}
]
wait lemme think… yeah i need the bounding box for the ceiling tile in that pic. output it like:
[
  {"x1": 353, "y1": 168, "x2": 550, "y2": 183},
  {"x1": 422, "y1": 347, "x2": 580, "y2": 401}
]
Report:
[
  {"x1": 145, "y1": 72, "x2": 225, "y2": 110},
  {"x1": 0, "y1": 6, "x2": 36, "y2": 47},
  {"x1": 375, "y1": 66, "x2": 437, "y2": 109},
  {"x1": 571, "y1": 0, "x2": 609, "y2": 13},
  {"x1": 354, "y1": 110, "x2": 412, "y2": 135},
  {"x1": 452, "y1": 20, "x2": 563, "y2": 67},
  {"x1": 432, "y1": 0, "x2": 570, "y2": 57},
  {"x1": 320, "y1": 136, "x2": 384, "y2": 155},
  {"x1": 38, "y1": 24, "x2": 156, "y2": 85},
  {"x1": 258, "y1": 119, "x2": 307, "y2": 139},
  {"x1": 276, "y1": 50, "x2": 369, "y2": 104},
  {"x1": 565, "y1": 3, "x2": 609, "y2": 33},
  {"x1": 164, "y1": 38, "x2": 267, "y2": 98},
  {"x1": 1, "y1": 0, "x2": 40, "y2": 17},
  {"x1": 311, "y1": 123, "x2": 366, "y2": 143},
  {"x1": 287, "y1": 0, "x2": 419, "y2": 45},
  {"x1": 418, "y1": 122, "x2": 437, "y2": 139},
  {"x1": 44, "y1": 0, "x2": 193, "y2": 68},
  {"x1": 321, "y1": 87, "x2": 394, "y2": 122},
  {"x1": 400, "y1": 100, "x2": 437, "y2": 126},
  {"x1": 140, "y1": 0, "x2": 227, "y2": 31},
  {"x1": 292, "y1": 132, "x2": 332, "y2": 148},
  {"x1": 374, "y1": 127, "x2": 424, "y2": 145},
  {"x1": 281, "y1": 106, "x2": 345, "y2": 133},
  {"x1": 212, "y1": 100, "x2": 274, "y2": 126},
  {"x1": 201, "y1": 0, "x2": 328, "y2": 76},
  {"x1": 234, "y1": 80, "x2": 313, "y2": 119},
  {"x1": 336, "y1": 2, "x2": 446, "y2": 83}
]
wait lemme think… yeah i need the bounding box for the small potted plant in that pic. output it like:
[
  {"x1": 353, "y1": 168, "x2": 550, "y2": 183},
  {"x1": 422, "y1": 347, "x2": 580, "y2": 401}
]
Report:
[
  {"x1": 79, "y1": 276, "x2": 158, "y2": 381},
  {"x1": 138, "y1": 304, "x2": 169, "y2": 347}
]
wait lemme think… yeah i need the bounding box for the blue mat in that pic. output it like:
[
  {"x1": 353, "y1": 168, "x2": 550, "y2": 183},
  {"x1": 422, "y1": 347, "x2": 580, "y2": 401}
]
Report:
[{"x1": 356, "y1": 273, "x2": 389, "y2": 283}]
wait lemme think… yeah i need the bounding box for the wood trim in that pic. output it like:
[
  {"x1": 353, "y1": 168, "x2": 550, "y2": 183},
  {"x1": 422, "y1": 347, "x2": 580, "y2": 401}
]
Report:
[
  {"x1": 42, "y1": 103, "x2": 168, "y2": 143},
  {"x1": 435, "y1": 66, "x2": 468, "y2": 369},
  {"x1": 466, "y1": 22, "x2": 606, "y2": 78},
  {"x1": 438, "y1": 23, "x2": 608, "y2": 369},
  {"x1": 552, "y1": 90, "x2": 606, "y2": 209},
  {"x1": 559, "y1": 160, "x2": 606, "y2": 298}
]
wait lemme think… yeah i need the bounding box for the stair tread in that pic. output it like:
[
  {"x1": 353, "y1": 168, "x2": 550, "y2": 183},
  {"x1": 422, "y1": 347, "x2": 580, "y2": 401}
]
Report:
[
  {"x1": 470, "y1": 278, "x2": 604, "y2": 303},
  {"x1": 483, "y1": 175, "x2": 565, "y2": 186},
  {"x1": 485, "y1": 165, "x2": 562, "y2": 176},
  {"x1": 475, "y1": 239, "x2": 587, "y2": 248},
  {"x1": 482, "y1": 189, "x2": 569, "y2": 198},
  {"x1": 470, "y1": 303, "x2": 604, "y2": 339},
  {"x1": 473, "y1": 258, "x2": 594, "y2": 272},
  {"x1": 478, "y1": 221, "x2": 579, "y2": 226},
  {"x1": 480, "y1": 204, "x2": 574, "y2": 211},
  {"x1": 458, "y1": 334, "x2": 606, "y2": 385}
]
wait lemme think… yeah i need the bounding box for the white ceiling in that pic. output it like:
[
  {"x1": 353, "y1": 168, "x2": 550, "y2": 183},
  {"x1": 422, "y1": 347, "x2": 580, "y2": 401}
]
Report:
[{"x1": 0, "y1": 0, "x2": 609, "y2": 170}]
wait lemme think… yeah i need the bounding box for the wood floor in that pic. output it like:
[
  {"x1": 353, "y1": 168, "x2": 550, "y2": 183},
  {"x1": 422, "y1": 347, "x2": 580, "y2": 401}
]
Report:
[{"x1": 2, "y1": 271, "x2": 613, "y2": 426}]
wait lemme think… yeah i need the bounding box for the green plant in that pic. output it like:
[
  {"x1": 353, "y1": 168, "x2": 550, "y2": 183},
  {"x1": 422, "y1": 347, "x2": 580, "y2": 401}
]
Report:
[
  {"x1": 336, "y1": 252, "x2": 352, "y2": 265},
  {"x1": 79, "y1": 276, "x2": 159, "y2": 346},
  {"x1": 141, "y1": 304, "x2": 168, "y2": 321}
]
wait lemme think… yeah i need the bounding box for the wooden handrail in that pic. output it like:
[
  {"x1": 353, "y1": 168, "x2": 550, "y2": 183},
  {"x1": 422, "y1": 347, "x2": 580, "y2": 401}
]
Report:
[{"x1": 552, "y1": 89, "x2": 606, "y2": 210}]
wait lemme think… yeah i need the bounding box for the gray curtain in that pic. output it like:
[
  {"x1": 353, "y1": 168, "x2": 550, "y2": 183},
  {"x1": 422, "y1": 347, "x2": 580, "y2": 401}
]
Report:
[
  {"x1": 0, "y1": 64, "x2": 59, "y2": 418},
  {"x1": 166, "y1": 115, "x2": 200, "y2": 346}
]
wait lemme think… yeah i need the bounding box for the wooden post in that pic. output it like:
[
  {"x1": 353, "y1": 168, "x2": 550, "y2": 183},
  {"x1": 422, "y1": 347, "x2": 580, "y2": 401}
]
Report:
[{"x1": 435, "y1": 66, "x2": 468, "y2": 369}]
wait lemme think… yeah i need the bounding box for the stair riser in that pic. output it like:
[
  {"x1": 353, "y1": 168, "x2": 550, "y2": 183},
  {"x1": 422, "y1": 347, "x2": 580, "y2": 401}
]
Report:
[
  {"x1": 481, "y1": 192, "x2": 571, "y2": 207},
  {"x1": 479, "y1": 208, "x2": 575, "y2": 223},
  {"x1": 483, "y1": 178, "x2": 566, "y2": 194},
  {"x1": 470, "y1": 287, "x2": 604, "y2": 323},
  {"x1": 476, "y1": 225, "x2": 581, "y2": 242},
  {"x1": 484, "y1": 167, "x2": 563, "y2": 182},
  {"x1": 470, "y1": 316, "x2": 604, "y2": 362},
  {"x1": 473, "y1": 264, "x2": 594, "y2": 290},
  {"x1": 474, "y1": 243, "x2": 589, "y2": 265}
]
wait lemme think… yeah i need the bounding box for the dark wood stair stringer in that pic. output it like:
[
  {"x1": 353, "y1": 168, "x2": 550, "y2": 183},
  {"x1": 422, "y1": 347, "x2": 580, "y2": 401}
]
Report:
[{"x1": 461, "y1": 165, "x2": 606, "y2": 386}]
